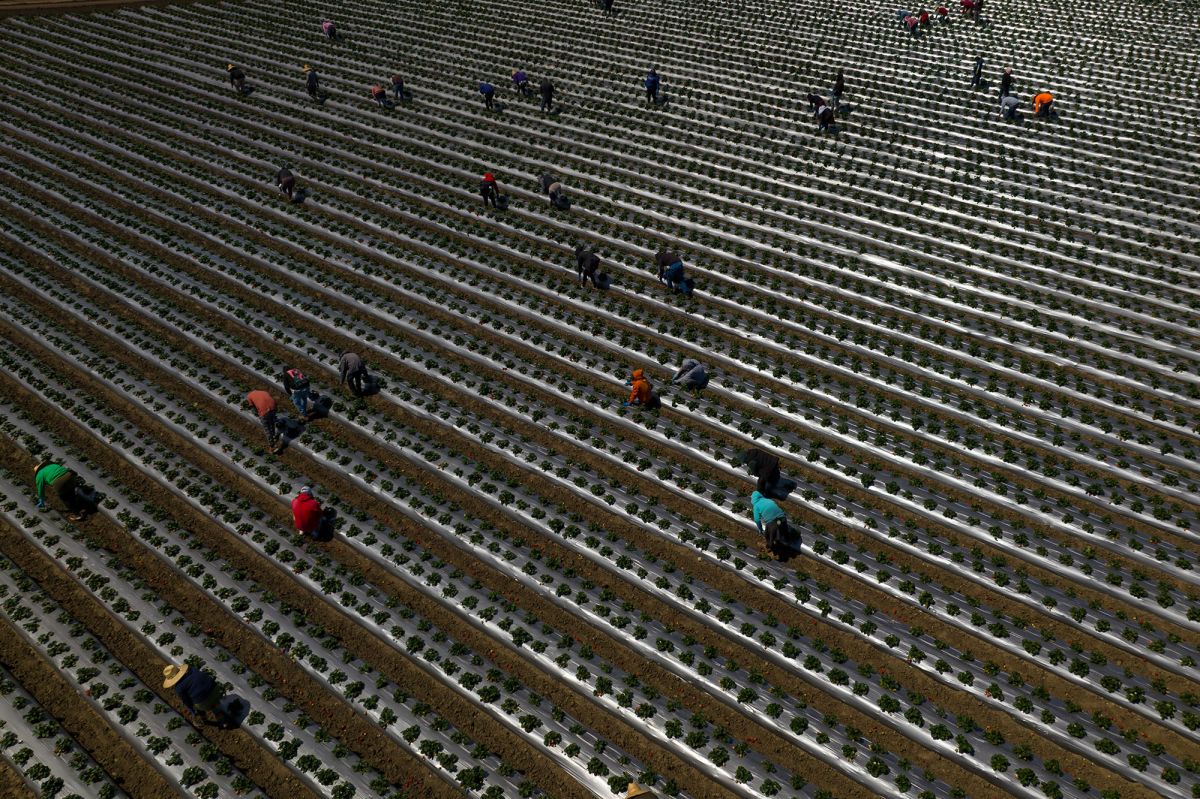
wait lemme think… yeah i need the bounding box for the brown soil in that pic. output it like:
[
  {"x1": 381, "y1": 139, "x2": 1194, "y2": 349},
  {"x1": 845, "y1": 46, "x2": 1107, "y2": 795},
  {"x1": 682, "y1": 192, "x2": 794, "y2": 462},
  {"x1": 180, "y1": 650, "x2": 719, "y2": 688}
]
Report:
[
  {"x1": 0, "y1": 92, "x2": 1187, "y2": 799},
  {"x1": 0, "y1": 761, "x2": 35, "y2": 799},
  {"x1": 0, "y1": 171, "x2": 1179, "y2": 799}
]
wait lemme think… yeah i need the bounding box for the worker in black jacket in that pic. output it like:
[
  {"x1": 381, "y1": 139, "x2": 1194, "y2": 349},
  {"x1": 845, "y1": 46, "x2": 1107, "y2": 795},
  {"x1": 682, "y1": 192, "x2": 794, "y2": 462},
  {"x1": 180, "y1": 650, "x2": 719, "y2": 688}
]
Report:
[{"x1": 740, "y1": 448, "x2": 782, "y2": 495}]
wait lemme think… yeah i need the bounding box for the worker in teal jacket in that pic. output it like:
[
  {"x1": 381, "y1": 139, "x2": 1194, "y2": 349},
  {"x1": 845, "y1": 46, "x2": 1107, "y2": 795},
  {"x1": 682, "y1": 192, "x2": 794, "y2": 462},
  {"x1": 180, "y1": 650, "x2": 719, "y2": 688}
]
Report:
[{"x1": 751, "y1": 491, "x2": 797, "y2": 551}]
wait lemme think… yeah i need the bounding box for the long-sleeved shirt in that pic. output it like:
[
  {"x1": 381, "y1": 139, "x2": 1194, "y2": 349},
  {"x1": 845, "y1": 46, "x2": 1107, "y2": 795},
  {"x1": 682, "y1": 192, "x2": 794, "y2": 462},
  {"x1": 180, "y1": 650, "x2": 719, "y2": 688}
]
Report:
[
  {"x1": 339, "y1": 352, "x2": 365, "y2": 383},
  {"x1": 34, "y1": 463, "x2": 69, "y2": 502},
  {"x1": 742, "y1": 448, "x2": 780, "y2": 493},
  {"x1": 246, "y1": 390, "x2": 276, "y2": 417},
  {"x1": 628, "y1": 375, "x2": 653, "y2": 405},
  {"x1": 751, "y1": 491, "x2": 787, "y2": 532},
  {"x1": 173, "y1": 668, "x2": 217, "y2": 712}
]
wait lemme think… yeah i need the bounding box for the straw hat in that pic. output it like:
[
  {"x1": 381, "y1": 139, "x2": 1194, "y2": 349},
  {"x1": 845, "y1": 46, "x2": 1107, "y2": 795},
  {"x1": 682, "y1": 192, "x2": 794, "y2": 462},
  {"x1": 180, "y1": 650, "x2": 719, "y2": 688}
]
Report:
[
  {"x1": 626, "y1": 785, "x2": 654, "y2": 798},
  {"x1": 162, "y1": 664, "x2": 189, "y2": 688},
  {"x1": 303, "y1": 65, "x2": 312, "y2": 72}
]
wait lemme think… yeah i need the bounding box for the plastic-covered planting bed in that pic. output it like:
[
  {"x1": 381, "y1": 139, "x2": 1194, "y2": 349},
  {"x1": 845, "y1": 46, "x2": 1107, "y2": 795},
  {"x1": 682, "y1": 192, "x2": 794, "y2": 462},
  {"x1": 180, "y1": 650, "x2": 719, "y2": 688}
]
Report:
[
  {"x1": 7, "y1": 204, "x2": 1198, "y2": 727},
  {"x1": 0, "y1": 664, "x2": 128, "y2": 799},
  {"x1": 7, "y1": 179, "x2": 1200, "y2": 767},
  {"x1": 33, "y1": 2, "x2": 1200, "y2": 351},
  {"x1": 0, "y1": 553, "x2": 268, "y2": 799},
  {"x1": 3, "y1": 157, "x2": 1194, "y2": 664},
  {"x1": 123, "y1": 0, "x2": 1200, "y2": 260},
  {"x1": 8, "y1": 24, "x2": 1198, "y2": 437},
  {"x1": 0, "y1": 298, "x2": 965, "y2": 797},
  {"x1": 2, "y1": 122, "x2": 1196, "y2": 627},
  {"x1": 0, "y1": 418, "x2": 636, "y2": 799},
  {"x1": 4, "y1": 60, "x2": 1192, "y2": 504},
  {"x1": 7, "y1": 263, "x2": 1180, "y2": 791},
  {"x1": 9, "y1": 20, "x2": 1200, "y2": 429},
  {"x1": 0, "y1": 482, "x2": 387, "y2": 799}
]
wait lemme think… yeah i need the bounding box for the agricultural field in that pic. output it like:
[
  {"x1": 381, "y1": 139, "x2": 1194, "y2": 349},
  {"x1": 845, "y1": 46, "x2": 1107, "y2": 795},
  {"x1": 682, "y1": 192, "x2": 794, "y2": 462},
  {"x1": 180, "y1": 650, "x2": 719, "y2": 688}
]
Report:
[{"x1": 0, "y1": 0, "x2": 1197, "y2": 796}]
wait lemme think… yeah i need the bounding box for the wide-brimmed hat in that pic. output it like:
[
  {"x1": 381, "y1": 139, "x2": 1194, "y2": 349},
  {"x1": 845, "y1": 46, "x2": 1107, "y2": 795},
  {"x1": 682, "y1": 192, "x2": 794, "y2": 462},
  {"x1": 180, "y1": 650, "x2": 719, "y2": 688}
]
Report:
[
  {"x1": 163, "y1": 664, "x2": 189, "y2": 688},
  {"x1": 303, "y1": 64, "x2": 312, "y2": 72},
  {"x1": 626, "y1": 784, "x2": 654, "y2": 798}
]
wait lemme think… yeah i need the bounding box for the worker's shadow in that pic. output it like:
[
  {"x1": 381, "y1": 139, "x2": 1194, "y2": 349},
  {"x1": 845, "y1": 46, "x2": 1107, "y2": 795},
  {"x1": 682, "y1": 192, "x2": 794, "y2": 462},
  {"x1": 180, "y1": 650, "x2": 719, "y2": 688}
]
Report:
[
  {"x1": 237, "y1": 86, "x2": 256, "y2": 97},
  {"x1": 359, "y1": 376, "x2": 382, "y2": 397},
  {"x1": 213, "y1": 695, "x2": 251, "y2": 730},
  {"x1": 650, "y1": 94, "x2": 670, "y2": 109},
  {"x1": 765, "y1": 479, "x2": 798, "y2": 501},
  {"x1": 291, "y1": 188, "x2": 310, "y2": 205}
]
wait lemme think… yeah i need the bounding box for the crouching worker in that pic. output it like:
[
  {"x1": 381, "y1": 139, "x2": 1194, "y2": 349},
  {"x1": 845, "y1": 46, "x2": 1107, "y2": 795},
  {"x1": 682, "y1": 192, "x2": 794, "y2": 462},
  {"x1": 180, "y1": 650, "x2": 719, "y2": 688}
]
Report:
[
  {"x1": 655, "y1": 249, "x2": 693, "y2": 295},
  {"x1": 276, "y1": 167, "x2": 296, "y2": 201},
  {"x1": 752, "y1": 491, "x2": 800, "y2": 553},
  {"x1": 1000, "y1": 94, "x2": 1021, "y2": 120},
  {"x1": 671, "y1": 358, "x2": 708, "y2": 391},
  {"x1": 575, "y1": 245, "x2": 601, "y2": 287},
  {"x1": 624, "y1": 368, "x2": 660, "y2": 410},
  {"x1": 321, "y1": 19, "x2": 339, "y2": 40},
  {"x1": 817, "y1": 104, "x2": 835, "y2": 131},
  {"x1": 339, "y1": 351, "x2": 369, "y2": 396},
  {"x1": 227, "y1": 64, "x2": 247, "y2": 94},
  {"x1": 1032, "y1": 90, "x2": 1054, "y2": 117},
  {"x1": 33, "y1": 460, "x2": 95, "y2": 521},
  {"x1": 370, "y1": 83, "x2": 392, "y2": 108},
  {"x1": 282, "y1": 367, "x2": 317, "y2": 419},
  {"x1": 540, "y1": 173, "x2": 568, "y2": 209},
  {"x1": 163, "y1": 662, "x2": 234, "y2": 726},
  {"x1": 292, "y1": 486, "x2": 334, "y2": 540}
]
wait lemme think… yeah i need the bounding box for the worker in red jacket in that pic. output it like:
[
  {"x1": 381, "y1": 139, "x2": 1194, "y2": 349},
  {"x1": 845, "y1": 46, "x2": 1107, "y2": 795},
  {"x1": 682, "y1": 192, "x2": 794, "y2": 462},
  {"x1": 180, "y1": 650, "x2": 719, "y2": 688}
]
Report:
[{"x1": 291, "y1": 487, "x2": 326, "y2": 539}]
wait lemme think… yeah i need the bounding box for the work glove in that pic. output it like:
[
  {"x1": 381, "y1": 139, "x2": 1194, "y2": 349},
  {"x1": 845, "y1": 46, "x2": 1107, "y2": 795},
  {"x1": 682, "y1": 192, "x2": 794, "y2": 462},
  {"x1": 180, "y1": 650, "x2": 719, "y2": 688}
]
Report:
[{"x1": 35, "y1": 498, "x2": 46, "y2": 510}]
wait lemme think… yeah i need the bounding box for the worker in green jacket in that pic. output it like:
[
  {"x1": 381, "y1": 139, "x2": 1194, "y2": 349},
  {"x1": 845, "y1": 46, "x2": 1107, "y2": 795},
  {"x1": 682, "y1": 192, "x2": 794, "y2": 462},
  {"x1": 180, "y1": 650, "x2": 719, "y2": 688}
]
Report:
[
  {"x1": 751, "y1": 490, "x2": 798, "y2": 553},
  {"x1": 33, "y1": 460, "x2": 91, "y2": 521}
]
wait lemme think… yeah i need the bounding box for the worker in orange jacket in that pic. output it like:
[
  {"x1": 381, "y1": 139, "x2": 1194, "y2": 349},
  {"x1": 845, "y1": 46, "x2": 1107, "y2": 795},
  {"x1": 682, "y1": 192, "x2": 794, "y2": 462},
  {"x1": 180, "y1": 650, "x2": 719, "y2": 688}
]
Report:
[
  {"x1": 624, "y1": 369, "x2": 659, "y2": 409},
  {"x1": 1032, "y1": 90, "x2": 1054, "y2": 117}
]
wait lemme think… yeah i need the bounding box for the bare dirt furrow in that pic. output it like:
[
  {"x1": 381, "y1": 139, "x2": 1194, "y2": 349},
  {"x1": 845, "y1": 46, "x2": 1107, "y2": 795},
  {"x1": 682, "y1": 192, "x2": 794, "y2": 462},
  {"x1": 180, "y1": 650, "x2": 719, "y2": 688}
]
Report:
[
  {"x1": 0, "y1": 760, "x2": 36, "y2": 799},
  {"x1": 0, "y1": 328, "x2": 598, "y2": 799},
  {"x1": 0, "y1": 517, "x2": 319, "y2": 799},
  {"x1": 0, "y1": 251, "x2": 1157, "y2": 799},
  {"x1": 0, "y1": 437, "x2": 468, "y2": 799},
  {"x1": 0, "y1": 165, "x2": 1191, "y2": 732},
  {"x1": 0, "y1": 176, "x2": 1190, "y2": 796},
  {"x1": 3, "y1": 118, "x2": 1194, "y2": 647},
  {"x1": 0, "y1": 584, "x2": 162, "y2": 799}
]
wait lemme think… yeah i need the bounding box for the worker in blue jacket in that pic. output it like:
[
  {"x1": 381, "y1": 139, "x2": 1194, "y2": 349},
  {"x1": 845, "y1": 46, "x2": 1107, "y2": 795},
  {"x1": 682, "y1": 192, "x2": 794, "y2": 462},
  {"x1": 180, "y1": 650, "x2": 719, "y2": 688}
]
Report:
[
  {"x1": 751, "y1": 491, "x2": 799, "y2": 552},
  {"x1": 163, "y1": 663, "x2": 232, "y2": 726},
  {"x1": 644, "y1": 69, "x2": 660, "y2": 104}
]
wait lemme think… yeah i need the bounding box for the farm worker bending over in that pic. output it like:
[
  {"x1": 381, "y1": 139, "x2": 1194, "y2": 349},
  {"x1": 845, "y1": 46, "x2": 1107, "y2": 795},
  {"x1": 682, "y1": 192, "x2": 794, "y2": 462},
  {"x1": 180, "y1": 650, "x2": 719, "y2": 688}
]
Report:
[
  {"x1": 671, "y1": 359, "x2": 708, "y2": 391},
  {"x1": 624, "y1": 368, "x2": 660, "y2": 409},
  {"x1": 644, "y1": 69, "x2": 660, "y2": 104},
  {"x1": 806, "y1": 92, "x2": 826, "y2": 113},
  {"x1": 480, "y1": 81, "x2": 496, "y2": 111},
  {"x1": 227, "y1": 64, "x2": 246, "y2": 93},
  {"x1": 1000, "y1": 94, "x2": 1021, "y2": 119},
  {"x1": 276, "y1": 168, "x2": 296, "y2": 201},
  {"x1": 740, "y1": 447, "x2": 783, "y2": 495},
  {"x1": 282, "y1": 367, "x2": 317, "y2": 419},
  {"x1": 292, "y1": 486, "x2": 330, "y2": 539},
  {"x1": 655, "y1": 249, "x2": 692, "y2": 295},
  {"x1": 936, "y1": 5, "x2": 949, "y2": 21},
  {"x1": 540, "y1": 78, "x2": 554, "y2": 112},
  {"x1": 540, "y1": 173, "x2": 567, "y2": 209},
  {"x1": 370, "y1": 83, "x2": 390, "y2": 107},
  {"x1": 480, "y1": 172, "x2": 501, "y2": 209},
  {"x1": 817, "y1": 105, "x2": 835, "y2": 131},
  {"x1": 163, "y1": 663, "x2": 233, "y2": 726},
  {"x1": 339, "y1": 351, "x2": 369, "y2": 396},
  {"x1": 575, "y1": 245, "x2": 601, "y2": 287},
  {"x1": 751, "y1": 491, "x2": 799, "y2": 552},
  {"x1": 245, "y1": 390, "x2": 281, "y2": 452},
  {"x1": 512, "y1": 69, "x2": 530, "y2": 96},
  {"x1": 304, "y1": 65, "x2": 320, "y2": 100},
  {"x1": 321, "y1": 19, "x2": 338, "y2": 39},
  {"x1": 33, "y1": 460, "x2": 91, "y2": 521},
  {"x1": 1032, "y1": 90, "x2": 1054, "y2": 117}
]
